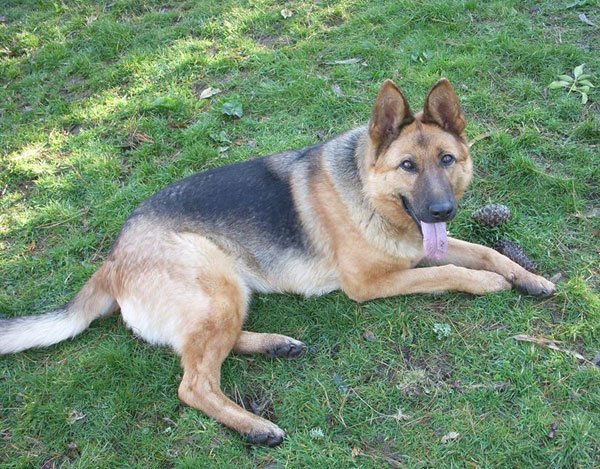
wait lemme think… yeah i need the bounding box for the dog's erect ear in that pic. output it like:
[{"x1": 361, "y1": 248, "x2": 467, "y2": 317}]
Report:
[
  {"x1": 368, "y1": 80, "x2": 414, "y2": 154},
  {"x1": 422, "y1": 78, "x2": 466, "y2": 137}
]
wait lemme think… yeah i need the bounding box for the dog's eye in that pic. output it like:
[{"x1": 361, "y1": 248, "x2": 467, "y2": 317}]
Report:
[
  {"x1": 399, "y1": 160, "x2": 416, "y2": 171},
  {"x1": 441, "y1": 154, "x2": 455, "y2": 166}
]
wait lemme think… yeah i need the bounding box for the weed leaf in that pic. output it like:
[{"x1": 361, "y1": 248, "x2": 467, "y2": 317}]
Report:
[
  {"x1": 221, "y1": 100, "x2": 243, "y2": 118},
  {"x1": 573, "y1": 64, "x2": 584, "y2": 78},
  {"x1": 548, "y1": 81, "x2": 569, "y2": 89},
  {"x1": 149, "y1": 96, "x2": 181, "y2": 111},
  {"x1": 209, "y1": 130, "x2": 231, "y2": 144},
  {"x1": 332, "y1": 373, "x2": 349, "y2": 395},
  {"x1": 566, "y1": 0, "x2": 596, "y2": 7}
]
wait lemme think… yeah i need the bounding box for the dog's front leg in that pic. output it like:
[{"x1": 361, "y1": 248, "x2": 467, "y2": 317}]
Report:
[
  {"x1": 422, "y1": 238, "x2": 556, "y2": 297},
  {"x1": 341, "y1": 264, "x2": 511, "y2": 302}
]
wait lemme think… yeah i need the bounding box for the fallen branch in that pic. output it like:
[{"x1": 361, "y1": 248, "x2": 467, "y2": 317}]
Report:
[{"x1": 512, "y1": 335, "x2": 592, "y2": 365}]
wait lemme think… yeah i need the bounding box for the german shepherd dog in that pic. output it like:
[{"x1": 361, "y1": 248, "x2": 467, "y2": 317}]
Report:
[{"x1": 0, "y1": 79, "x2": 555, "y2": 446}]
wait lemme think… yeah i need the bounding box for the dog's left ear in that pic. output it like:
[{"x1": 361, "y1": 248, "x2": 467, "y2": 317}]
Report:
[
  {"x1": 422, "y1": 78, "x2": 466, "y2": 137},
  {"x1": 369, "y1": 80, "x2": 414, "y2": 154}
]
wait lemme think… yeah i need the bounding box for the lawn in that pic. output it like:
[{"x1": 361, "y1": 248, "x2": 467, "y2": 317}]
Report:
[{"x1": 1, "y1": 0, "x2": 599, "y2": 467}]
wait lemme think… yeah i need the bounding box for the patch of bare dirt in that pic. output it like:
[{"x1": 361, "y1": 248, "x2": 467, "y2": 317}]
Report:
[
  {"x1": 233, "y1": 384, "x2": 277, "y2": 423},
  {"x1": 253, "y1": 34, "x2": 290, "y2": 48}
]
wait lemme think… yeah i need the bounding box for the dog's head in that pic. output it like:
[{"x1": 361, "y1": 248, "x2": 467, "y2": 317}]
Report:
[{"x1": 363, "y1": 78, "x2": 473, "y2": 258}]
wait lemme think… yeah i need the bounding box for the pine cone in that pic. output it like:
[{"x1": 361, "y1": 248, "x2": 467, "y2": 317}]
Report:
[
  {"x1": 494, "y1": 240, "x2": 537, "y2": 272},
  {"x1": 471, "y1": 204, "x2": 511, "y2": 227}
]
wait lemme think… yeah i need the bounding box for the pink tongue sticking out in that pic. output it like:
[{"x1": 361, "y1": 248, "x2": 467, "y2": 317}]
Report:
[{"x1": 420, "y1": 221, "x2": 448, "y2": 259}]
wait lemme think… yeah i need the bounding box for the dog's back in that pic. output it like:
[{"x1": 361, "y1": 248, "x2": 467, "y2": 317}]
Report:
[{"x1": 130, "y1": 155, "x2": 308, "y2": 253}]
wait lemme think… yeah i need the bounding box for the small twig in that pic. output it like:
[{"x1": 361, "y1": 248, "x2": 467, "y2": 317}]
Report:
[
  {"x1": 314, "y1": 377, "x2": 332, "y2": 413},
  {"x1": 402, "y1": 415, "x2": 431, "y2": 427},
  {"x1": 468, "y1": 131, "x2": 491, "y2": 148},
  {"x1": 68, "y1": 164, "x2": 87, "y2": 183},
  {"x1": 232, "y1": 383, "x2": 244, "y2": 410},
  {"x1": 445, "y1": 316, "x2": 469, "y2": 347},
  {"x1": 348, "y1": 388, "x2": 408, "y2": 423},
  {"x1": 338, "y1": 389, "x2": 349, "y2": 428},
  {"x1": 466, "y1": 402, "x2": 476, "y2": 436},
  {"x1": 36, "y1": 206, "x2": 91, "y2": 229}
]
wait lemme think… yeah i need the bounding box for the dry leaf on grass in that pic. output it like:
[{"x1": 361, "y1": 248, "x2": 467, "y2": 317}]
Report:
[
  {"x1": 577, "y1": 207, "x2": 600, "y2": 218},
  {"x1": 362, "y1": 329, "x2": 375, "y2": 341},
  {"x1": 592, "y1": 350, "x2": 600, "y2": 368},
  {"x1": 547, "y1": 422, "x2": 559, "y2": 439},
  {"x1": 122, "y1": 131, "x2": 153, "y2": 149},
  {"x1": 67, "y1": 409, "x2": 85, "y2": 424},
  {"x1": 441, "y1": 431, "x2": 460, "y2": 443},
  {"x1": 332, "y1": 83, "x2": 344, "y2": 96},
  {"x1": 549, "y1": 273, "x2": 563, "y2": 283},
  {"x1": 394, "y1": 408, "x2": 411, "y2": 421},
  {"x1": 281, "y1": 9, "x2": 293, "y2": 18},
  {"x1": 579, "y1": 13, "x2": 596, "y2": 27},
  {"x1": 351, "y1": 446, "x2": 363, "y2": 457},
  {"x1": 198, "y1": 87, "x2": 222, "y2": 99}
]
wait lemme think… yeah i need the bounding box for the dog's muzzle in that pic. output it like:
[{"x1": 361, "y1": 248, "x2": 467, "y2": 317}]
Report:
[{"x1": 401, "y1": 196, "x2": 449, "y2": 259}]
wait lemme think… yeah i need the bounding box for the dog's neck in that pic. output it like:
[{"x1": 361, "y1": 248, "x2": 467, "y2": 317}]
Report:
[{"x1": 320, "y1": 127, "x2": 423, "y2": 260}]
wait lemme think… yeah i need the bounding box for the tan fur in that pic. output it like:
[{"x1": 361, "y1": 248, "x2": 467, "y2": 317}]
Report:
[{"x1": 1, "y1": 78, "x2": 556, "y2": 446}]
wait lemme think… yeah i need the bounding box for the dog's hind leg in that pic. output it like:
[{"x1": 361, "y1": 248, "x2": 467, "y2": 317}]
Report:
[
  {"x1": 177, "y1": 278, "x2": 285, "y2": 447},
  {"x1": 115, "y1": 232, "x2": 285, "y2": 446},
  {"x1": 233, "y1": 331, "x2": 306, "y2": 358}
]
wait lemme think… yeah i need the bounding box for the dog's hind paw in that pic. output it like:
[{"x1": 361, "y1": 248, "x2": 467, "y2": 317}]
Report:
[
  {"x1": 245, "y1": 428, "x2": 285, "y2": 447},
  {"x1": 267, "y1": 338, "x2": 306, "y2": 359}
]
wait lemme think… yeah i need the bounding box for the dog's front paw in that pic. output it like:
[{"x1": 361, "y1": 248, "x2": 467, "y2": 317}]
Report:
[{"x1": 513, "y1": 272, "x2": 556, "y2": 297}]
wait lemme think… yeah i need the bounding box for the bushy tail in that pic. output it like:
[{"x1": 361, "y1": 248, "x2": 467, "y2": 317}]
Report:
[{"x1": 0, "y1": 267, "x2": 117, "y2": 354}]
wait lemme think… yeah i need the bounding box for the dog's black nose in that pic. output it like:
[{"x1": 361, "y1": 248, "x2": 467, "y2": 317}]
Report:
[{"x1": 428, "y1": 201, "x2": 455, "y2": 221}]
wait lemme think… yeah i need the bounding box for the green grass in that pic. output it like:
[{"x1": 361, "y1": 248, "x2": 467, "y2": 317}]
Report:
[{"x1": 1, "y1": 0, "x2": 599, "y2": 467}]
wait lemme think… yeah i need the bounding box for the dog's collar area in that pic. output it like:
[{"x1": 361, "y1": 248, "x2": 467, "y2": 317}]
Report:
[{"x1": 400, "y1": 196, "x2": 423, "y2": 235}]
